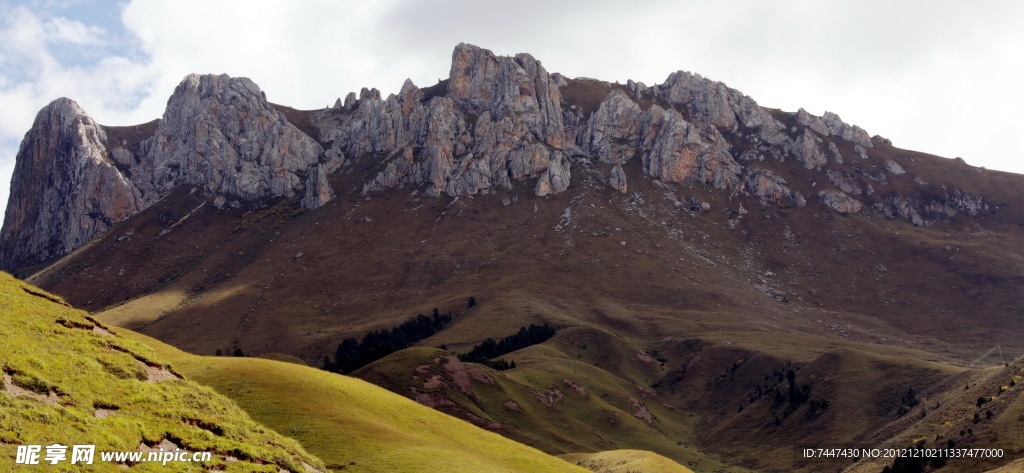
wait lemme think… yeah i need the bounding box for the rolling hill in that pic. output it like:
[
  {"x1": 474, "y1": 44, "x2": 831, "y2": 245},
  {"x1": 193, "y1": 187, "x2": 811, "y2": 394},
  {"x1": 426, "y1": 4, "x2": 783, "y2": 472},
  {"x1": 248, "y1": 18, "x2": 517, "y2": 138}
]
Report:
[{"x1": 0, "y1": 271, "x2": 326, "y2": 472}]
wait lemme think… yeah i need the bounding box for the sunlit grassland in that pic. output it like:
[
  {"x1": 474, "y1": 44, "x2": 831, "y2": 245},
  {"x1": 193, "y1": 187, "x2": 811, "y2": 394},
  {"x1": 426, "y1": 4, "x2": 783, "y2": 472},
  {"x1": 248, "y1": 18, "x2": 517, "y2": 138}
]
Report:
[
  {"x1": 120, "y1": 330, "x2": 594, "y2": 473},
  {"x1": 561, "y1": 449, "x2": 696, "y2": 473},
  {"x1": 0, "y1": 272, "x2": 324, "y2": 472}
]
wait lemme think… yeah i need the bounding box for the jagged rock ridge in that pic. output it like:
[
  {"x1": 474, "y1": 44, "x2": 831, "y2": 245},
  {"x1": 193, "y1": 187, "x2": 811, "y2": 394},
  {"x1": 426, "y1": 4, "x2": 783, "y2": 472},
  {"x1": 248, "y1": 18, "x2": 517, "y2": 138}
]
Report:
[
  {"x1": 1, "y1": 75, "x2": 329, "y2": 269},
  {"x1": 0, "y1": 43, "x2": 992, "y2": 270}
]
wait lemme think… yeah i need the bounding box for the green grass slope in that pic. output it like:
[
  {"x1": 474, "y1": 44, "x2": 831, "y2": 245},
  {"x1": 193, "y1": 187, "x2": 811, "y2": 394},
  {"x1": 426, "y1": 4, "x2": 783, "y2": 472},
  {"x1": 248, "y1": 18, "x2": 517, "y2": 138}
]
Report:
[
  {"x1": 561, "y1": 449, "x2": 695, "y2": 473},
  {"x1": 118, "y1": 330, "x2": 595, "y2": 473},
  {"x1": 351, "y1": 332, "x2": 754, "y2": 473},
  {"x1": 0, "y1": 272, "x2": 325, "y2": 472}
]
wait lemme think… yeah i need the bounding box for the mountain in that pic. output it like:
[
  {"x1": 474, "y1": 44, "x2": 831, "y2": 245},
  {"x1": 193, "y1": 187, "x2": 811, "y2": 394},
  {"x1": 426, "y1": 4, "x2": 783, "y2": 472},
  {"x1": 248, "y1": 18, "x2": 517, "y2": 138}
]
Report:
[
  {"x1": 3, "y1": 43, "x2": 1005, "y2": 272},
  {"x1": 3, "y1": 43, "x2": 1024, "y2": 472}
]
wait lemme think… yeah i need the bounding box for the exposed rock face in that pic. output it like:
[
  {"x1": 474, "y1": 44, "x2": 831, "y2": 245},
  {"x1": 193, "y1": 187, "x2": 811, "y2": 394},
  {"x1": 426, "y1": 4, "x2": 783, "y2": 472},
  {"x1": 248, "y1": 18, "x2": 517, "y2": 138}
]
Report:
[
  {"x1": 795, "y1": 108, "x2": 828, "y2": 136},
  {"x1": 580, "y1": 85, "x2": 750, "y2": 192},
  {"x1": 874, "y1": 188, "x2": 988, "y2": 226},
  {"x1": 136, "y1": 74, "x2": 323, "y2": 200},
  {"x1": 1, "y1": 75, "x2": 328, "y2": 270},
  {"x1": 796, "y1": 108, "x2": 872, "y2": 148},
  {"x1": 449, "y1": 44, "x2": 565, "y2": 148},
  {"x1": 827, "y1": 142, "x2": 843, "y2": 164},
  {"x1": 818, "y1": 189, "x2": 863, "y2": 214},
  {"x1": 826, "y1": 169, "x2": 862, "y2": 196},
  {"x1": 854, "y1": 144, "x2": 870, "y2": 160},
  {"x1": 585, "y1": 90, "x2": 641, "y2": 164},
  {"x1": 0, "y1": 99, "x2": 146, "y2": 269},
  {"x1": 333, "y1": 43, "x2": 573, "y2": 198},
  {"x1": 655, "y1": 71, "x2": 780, "y2": 131},
  {"x1": 821, "y1": 112, "x2": 872, "y2": 147},
  {"x1": 743, "y1": 168, "x2": 805, "y2": 207},
  {"x1": 639, "y1": 106, "x2": 741, "y2": 188},
  {"x1": 791, "y1": 130, "x2": 827, "y2": 170},
  {"x1": 609, "y1": 164, "x2": 628, "y2": 193},
  {"x1": 302, "y1": 164, "x2": 335, "y2": 209},
  {"x1": 883, "y1": 160, "x2": 906, "y2": 176}
]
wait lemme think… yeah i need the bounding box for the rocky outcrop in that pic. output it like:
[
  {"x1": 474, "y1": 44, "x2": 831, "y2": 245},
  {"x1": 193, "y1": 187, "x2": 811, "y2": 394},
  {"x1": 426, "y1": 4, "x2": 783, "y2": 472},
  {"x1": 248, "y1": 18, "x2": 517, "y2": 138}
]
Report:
[
  {"x1": 791, "y1": 130, "x2": 827, "y2": 170},
  {"x1": 873, "y1": 188, "x2": 988, "y2": 226},
  {"x1": 818, "y1": 189, "x2": 863, "y2": 214},
  {"x1": 655, "y1": 71, "x2": 779, "y2": 131},
  {"x1": 743, "y1": 168, "x2": 806, "y2": 207},
  {"x1": 136, "y1": 74, "x2": 323, "y2": 200},
  {"x1": 0, "y1": 99, "x2": 146, "y2": 269},
  {"x1": 1, "y1": 75, "x2": 329, "y2": 270},
  {"x1": 335, "y1": 43, "x2": 573, "y2": 198},
  {"x1": 639, "y1": 106, "x2": 741, "y2": 188},
  {"x1": 883, "y1": 160, "x2": 906, "y2": 176},
  {"x1": 826, "y1": 169, "x2": 862, "y2": 195},
  {"x1": 449, "y1": 44, "x2": 565, "y2": 149},
  {"x1": 821, "y1": 111, "x2": 872, "y2": 147},
  {"x1": 585, "y1": 90, "x2": 641, "y2": 164},
  {"x1": 796, "y1": 108, "x2": 872, "y2": 148},
  {"x1": 795, "y1": 108, "x2": 828, "y2": 136},
  {"x1": 581, "y1": 88, "x2": 744, "y2": 191},
  {"x1": 609, "y1": 164, "x2": 628, "y2": 193},
  {"x1": 828, "y1": 142, "x2": 843, "y2": 164},
  {"x1": 302, "y1": 164, "x2": 335, "y2": 209},
  {"x1": 854, "y1": 144, "x2": 869, "y2": 160}
]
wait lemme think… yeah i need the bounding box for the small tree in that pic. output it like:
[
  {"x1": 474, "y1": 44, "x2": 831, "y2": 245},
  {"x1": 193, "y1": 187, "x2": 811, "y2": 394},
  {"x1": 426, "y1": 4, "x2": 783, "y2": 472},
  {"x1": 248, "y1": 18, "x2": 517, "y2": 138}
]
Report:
[{"x1": 467, "y1": 296, "x2": 477, "y2": 308}]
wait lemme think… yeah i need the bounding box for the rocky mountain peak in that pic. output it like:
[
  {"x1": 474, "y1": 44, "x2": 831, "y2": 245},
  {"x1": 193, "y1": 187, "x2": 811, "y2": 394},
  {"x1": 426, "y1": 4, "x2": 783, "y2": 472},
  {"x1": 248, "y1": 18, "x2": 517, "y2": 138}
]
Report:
[
  {"x1": 341, "y1": 43, "x2": 571, "y2": 198},
  {"x1": 448, "y1": 43, "x2": 566, "y2": 148},
  {"x1": 0, "y1": 98, "x2": 144, "y2": 269},
  {"x1": 135, "y1": 73, "x2": 323, "y2": 201}
]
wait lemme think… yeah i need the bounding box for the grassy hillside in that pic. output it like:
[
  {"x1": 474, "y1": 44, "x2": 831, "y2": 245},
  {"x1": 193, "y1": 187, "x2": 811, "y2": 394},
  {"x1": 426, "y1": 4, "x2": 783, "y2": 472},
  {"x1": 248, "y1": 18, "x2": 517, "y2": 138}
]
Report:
[
  {"x1": 117, "y1": 330, "x2": 596, "y2": 473},
  {"x1": 350, "y1": 330, "x2": 753, "y2": 473},
  {"x1": 351, "y1": 325, "x2": 1024, "y2": 473},
  {"x1": 0, "y1": 271, "x2": 325, "y2": 472},
  {"x1": 561, "y1": 449, "x2": 695, "y2": 473}
]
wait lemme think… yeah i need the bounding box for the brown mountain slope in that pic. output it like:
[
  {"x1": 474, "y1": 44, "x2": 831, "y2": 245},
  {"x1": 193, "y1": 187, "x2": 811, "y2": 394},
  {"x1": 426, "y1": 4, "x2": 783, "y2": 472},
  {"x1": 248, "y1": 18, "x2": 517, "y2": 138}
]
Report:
[
  {"x1": 29, "y1": 145, "x2": 1024, "y2": 359},
  {"x1": 22, "y1": 148, "x2": 1024, "y2": 471}
]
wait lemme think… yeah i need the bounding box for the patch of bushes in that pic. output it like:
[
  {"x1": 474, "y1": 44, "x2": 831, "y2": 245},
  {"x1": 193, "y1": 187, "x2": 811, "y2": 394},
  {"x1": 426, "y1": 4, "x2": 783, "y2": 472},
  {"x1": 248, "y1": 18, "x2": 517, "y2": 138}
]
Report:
[
  {"x1": 457, "y1": 323, "x2": 557, "y2": 371},
  {"x1": 897, "y1": 388, "x2": 920, "y2": 417},
  {"x1": 747, "y1": 365, "x2": 829, "y2": 424},
  {"x1": 324, "y1": 310, "x2": 454, "y2": 374}
]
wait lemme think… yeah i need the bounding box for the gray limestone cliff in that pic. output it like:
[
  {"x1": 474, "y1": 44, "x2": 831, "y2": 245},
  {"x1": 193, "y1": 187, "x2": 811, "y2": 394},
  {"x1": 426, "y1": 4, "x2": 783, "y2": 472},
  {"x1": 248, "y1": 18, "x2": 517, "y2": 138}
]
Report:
[
  {"x1": 0, "y1": 43, "x2": 995, "y2": 270},
  {"x1": 1, "y1": 75, "x2": 326, "y2": 270},
  {"x1": 136, "y1": 74, "x2": 323, "y2": 200},
  {"x1": 0, "y1": 99, "x2": 145, "y2": 269},
  {"x1": 332, "y1": 43, "x2": 572, "y2": 198}
]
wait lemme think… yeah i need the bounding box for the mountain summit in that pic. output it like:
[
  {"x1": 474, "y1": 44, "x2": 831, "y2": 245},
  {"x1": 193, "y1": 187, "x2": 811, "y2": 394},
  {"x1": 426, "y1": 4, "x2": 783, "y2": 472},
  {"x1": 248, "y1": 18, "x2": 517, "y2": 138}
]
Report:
[{"x1": 0, "y1": 43, "x2": 995, "y2": 271}]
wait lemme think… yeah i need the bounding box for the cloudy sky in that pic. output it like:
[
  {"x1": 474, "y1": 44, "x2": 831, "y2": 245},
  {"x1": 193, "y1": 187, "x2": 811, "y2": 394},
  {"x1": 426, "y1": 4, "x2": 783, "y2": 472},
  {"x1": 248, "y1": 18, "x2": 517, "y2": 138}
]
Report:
[{"x1": 2, "y1": 0, "x2": 1022, "y2": 222}]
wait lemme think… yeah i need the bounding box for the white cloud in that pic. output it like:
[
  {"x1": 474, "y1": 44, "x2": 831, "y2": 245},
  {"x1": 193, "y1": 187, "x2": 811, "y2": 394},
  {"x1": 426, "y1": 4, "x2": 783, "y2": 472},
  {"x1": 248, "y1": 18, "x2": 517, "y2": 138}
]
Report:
[{"x1": 43, "y1": 16, "x2": 106, "y2": 45}]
